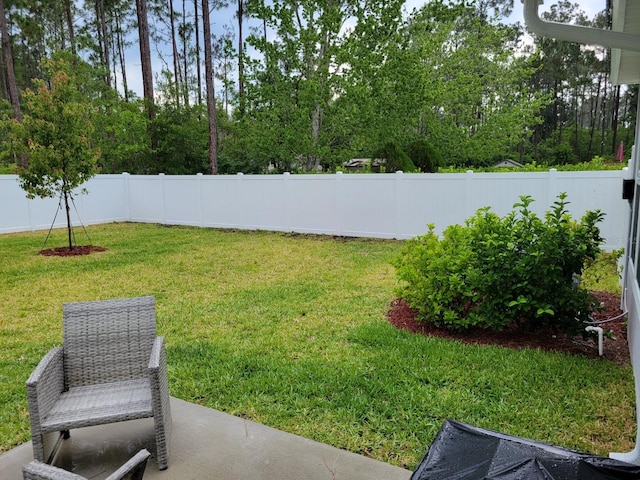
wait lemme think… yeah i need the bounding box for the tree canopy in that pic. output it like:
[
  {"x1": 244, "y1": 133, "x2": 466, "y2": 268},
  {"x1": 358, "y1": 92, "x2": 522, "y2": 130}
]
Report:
[{"x1": 0, "y1": 0, "x2": 634, "y2": 175}]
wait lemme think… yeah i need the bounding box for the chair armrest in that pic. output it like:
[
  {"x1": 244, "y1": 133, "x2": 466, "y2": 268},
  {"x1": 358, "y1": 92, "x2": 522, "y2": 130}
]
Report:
[
  {"x1": 105, "y1": 449, "x2": 151, "y2": 480},
  {"x1": 148, "y1": 336, "x2": 170, "y2": 409},
  {"x1": 21, "y1": 450, "x2": 150, "y2": 480},
  {"x1": 26, "y1": 347, "x2": 65, "y2": 426},
  {"x1": 148, "y1": 336, "x2": 172, "y2": 469},
  {"x1": 22, "y1": 460, "x2": 85, "y2": 479},
  {"x1": 148, "y1": 336, "x2": 165, "y2": 372}
]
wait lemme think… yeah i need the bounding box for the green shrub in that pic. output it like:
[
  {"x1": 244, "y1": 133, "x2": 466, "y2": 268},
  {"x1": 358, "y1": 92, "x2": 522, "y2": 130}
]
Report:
[
  {"x1": 394, "y1": 193, "x2": 604, "y2": 336},
  {"x1": 553, "y1": 143, "x2": 578, "y2": 165},
  {"x1": 405, "y1": 139, "x2": 442, "y2": 173},
  {"x1": 375, "y1": 142, "x2": 417, "y2": 173}
]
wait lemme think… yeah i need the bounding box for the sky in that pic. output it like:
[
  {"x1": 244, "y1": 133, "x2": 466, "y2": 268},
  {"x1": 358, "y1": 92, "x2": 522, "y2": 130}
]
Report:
[{"x1": 120, "y1": 0, "x2": 609, "y2": 99}]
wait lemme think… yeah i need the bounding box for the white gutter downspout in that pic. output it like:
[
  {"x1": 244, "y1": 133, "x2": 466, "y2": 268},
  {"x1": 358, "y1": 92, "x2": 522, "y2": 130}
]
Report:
[
  {"x1": 522, "y1": 0, "x2": 640, "y2": 52},
  {"x1": 523, "y1": 0, "x2": 640, "y2": 466}
]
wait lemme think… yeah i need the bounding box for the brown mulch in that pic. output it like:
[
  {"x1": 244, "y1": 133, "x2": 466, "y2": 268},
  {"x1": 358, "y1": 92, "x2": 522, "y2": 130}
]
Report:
[
  {"x1": 40, "y1": 245, "x2": 108, "y2": 256},
  {"x1": 387, "y1": 291, "x2": 629, "y2": 365}
]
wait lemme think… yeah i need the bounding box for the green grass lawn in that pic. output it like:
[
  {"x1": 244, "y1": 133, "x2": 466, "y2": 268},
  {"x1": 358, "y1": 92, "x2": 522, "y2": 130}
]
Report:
[{"x1": 0, "y1": 223, "x2": 635, "y2": 469}]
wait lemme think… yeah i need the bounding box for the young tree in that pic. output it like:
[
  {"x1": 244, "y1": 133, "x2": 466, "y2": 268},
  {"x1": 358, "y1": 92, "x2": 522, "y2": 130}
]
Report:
[{"x1": 4, "y1": 55, "x2": 100, "y2": 251}]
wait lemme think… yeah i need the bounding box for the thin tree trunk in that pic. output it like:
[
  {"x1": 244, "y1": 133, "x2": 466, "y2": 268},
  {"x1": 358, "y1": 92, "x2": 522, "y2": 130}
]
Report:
[
  {"x1": 0, "y1": 53, "x2": 7, "y2": 101},
  {"x1": 64, "y1": 0, "x2": 76, "y2": 55},
  {"x1": 599, "y1": 74, "x2": 608, "y2": 156},
  {"x1": 194, "y1": 0, "x2": 202, "y2": 106},
  {"x1": 202, "y1": 0, "x2": 218, "y2": 174},
  {"x1": 64, "y1": 189, "x2": 73, "y2": 251},
  {"x1": 116, "y1": 9, "x2": 129, "y2": 101},
  {"x1": 182, "y1": 0, "x2": 189, "y2": 106},
  {"x1": 169, "y1": 0, "x2": 180, "y2": 107},
  {"x1": 96, "y1": 0, "x2": 112, "y2": 87},
  {"x1": 0, "y1": 0, "x2": 24, "y2": 168},
  {"x1": 587, "y1": 74, "x2": 601, "y2": 159},
  {"x1": 611, "y1": 84, "x2": 621, "y2": 155},
  {"x1": 237, "y1": 0, "x2": 244, "y2": 116},
  {"x1": 136, "y1": 0, "x2": 156, "y2": 149}
]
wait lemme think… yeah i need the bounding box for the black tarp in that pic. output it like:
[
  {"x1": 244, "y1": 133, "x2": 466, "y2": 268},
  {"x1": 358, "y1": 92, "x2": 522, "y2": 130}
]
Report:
[{"x1": 411, "y1": 420, "x2": 640, "y2": 480}]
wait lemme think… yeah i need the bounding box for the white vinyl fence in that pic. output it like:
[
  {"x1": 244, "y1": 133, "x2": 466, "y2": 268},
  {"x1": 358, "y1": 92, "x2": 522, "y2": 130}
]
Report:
[{"x1": 0, "y1": 169, "x2": 631, "y2": 250}]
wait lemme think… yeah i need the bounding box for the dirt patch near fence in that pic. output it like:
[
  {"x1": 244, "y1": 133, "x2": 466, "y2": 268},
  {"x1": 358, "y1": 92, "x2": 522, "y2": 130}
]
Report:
[{"x1": 387, "y1": 291, "x2": 629, "y2": 365}]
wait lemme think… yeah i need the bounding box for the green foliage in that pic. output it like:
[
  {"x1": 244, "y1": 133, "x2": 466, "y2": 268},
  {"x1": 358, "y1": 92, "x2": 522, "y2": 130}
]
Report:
[
  {"x1": 438, "y1": 157, "x2": 624, "y2": 173},
  {"x1": 405, "y1": 139, "x2": 442, "y2": 173},
  {"x1": 4, "y1": 54, "x2": 100, "y2": 200},
  {"x1": 395, "y1": 193, "x2": 605, "y2": 335},
  {"x1": 93, "y1": 99, "x2": 151, "y2": 174},
  {"x1": 374, "y1": 142, "x2": 416, "y2": 173},
  {"x1": 581, "y1": 249, "x2": 624, "y2": 295},
  {"x1": 152, "y1": 104, "x2": 210, "y2": 174},
  {"x1": 553, "y1": 142, "x2": 578, "y2": 165},
  {"x1": 0, "y1": 53, "x2": 103, "y2": 249}
]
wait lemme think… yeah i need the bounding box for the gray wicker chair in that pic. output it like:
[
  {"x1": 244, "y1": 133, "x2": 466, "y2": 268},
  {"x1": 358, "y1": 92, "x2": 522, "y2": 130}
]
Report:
[
  {"x1": 22, "y1": 448, "x2": 151, "y2": 480},
  {"x1": 26, "y1": 297, "x2": 171, "y2": 470}
]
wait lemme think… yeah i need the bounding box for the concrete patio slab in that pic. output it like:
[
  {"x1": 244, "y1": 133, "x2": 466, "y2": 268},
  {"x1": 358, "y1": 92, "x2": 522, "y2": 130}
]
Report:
[{"x1": 0, "y1": 397, "x2": 413, "y2": 480}]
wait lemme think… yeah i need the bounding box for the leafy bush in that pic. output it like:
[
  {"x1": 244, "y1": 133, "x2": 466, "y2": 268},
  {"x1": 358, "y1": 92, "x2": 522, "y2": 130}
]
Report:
[
  {"x1": 394, "y1": 193, "x2": 604, "y2": 336},
  {"x1": 405, "y1": 139, "x2": 442, "y2": 173},
  {"x1": 553, "y1": 143, "x2": 578, "y2": 165},
  {"x1": 375, "y1": 142, "x2": 417, "y2": 173}
]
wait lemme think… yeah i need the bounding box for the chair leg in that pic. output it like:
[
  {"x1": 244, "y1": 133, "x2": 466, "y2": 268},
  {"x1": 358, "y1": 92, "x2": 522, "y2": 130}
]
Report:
[
  {"x1": 153, "y1": 419, "x2": 170, "y2": 470},
  {"x1": 32, "y1": 431, "x2": 66, "y2": 464},
  {"x1": 31, "y1": 433, "x2": 46, "y2": 463}
]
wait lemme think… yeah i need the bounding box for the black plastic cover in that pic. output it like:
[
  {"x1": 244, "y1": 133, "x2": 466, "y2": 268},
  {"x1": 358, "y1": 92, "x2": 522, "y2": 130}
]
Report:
[{"x1": 411, "y1": 420, "x2": 640, "y2": 480}]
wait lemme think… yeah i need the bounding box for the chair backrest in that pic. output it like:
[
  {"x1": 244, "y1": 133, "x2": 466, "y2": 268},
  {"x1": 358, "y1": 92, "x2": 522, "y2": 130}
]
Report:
[{"x1": 63, "y1": 296, "x2": 157, "y2": 388}]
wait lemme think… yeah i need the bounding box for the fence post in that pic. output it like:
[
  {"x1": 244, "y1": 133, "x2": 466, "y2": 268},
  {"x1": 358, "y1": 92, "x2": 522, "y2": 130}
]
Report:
[
  {"x1": 336, "y1": 171, "x2": 343, "y2": 236},
  {"x1": 196, "y1": 173, "x2": 203, "y2": 227},
  {"x1": 122, "y1": 172, "x2": 131, "y2": 222},
  {"x1": 23, "y1": 178, "x2": 35, "y2": 231},
  {"x1": 283, "y1": 172, "x2": 291, "y2": 232},
  {"x1": 237, "y1": 172, "x2": 244, "y2": 229},
  {"x1": 159, "y1": 173, "x2": 166, "y2": 224},
  {"x1": 548, "y1": 168, "x2": 558, "y2": 208},
  {"x1": 395, "y1": 170, "x2": 403, "y2": 239},
  {"x1": 465, "y1": 170, "x2": 474, "y2": 218}
]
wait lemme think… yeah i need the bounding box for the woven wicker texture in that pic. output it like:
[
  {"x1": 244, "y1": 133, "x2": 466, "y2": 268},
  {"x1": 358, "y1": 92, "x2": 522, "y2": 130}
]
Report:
[
  {"x1": 22, "y1": 448, "x2": 151, "y2": 480},
  {"x1": 26, "y1": 297, "x2": 171, "y2": 470}
]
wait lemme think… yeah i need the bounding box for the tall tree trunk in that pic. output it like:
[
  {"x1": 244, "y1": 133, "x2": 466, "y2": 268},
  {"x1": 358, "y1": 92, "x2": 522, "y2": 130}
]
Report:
[
  {"x1": 202, "y1": 0, "x2": 218, "y2": 174},
  {"x1": 587, "y1": 74, "x2": 602, "y2": 159},
  {"x1": 115, "y1": 9, "x2": 129, "y2": 101},
  {"x1": 599, "y1": 73, "x2": 608, "y2": 156},
  {"x1": 64, "y1": 0, "x2": 76, "y2": 55},
  {"x1": 193, "y1": 0, "x2": 202, "y2": 106},
  {"x1": 0, "y1": 0, "x2": 24, "y2": 168},
  {"x1": 169, "y1": 0, "x2": 180, "y2": 107},
  {"x1": 237, "y1": 0, "x2": 245, "y2": 116},
  {"x1": 0, "y1": 52, "x2": 7, "y2": 101},
  {"x1": 96, "y1": 0, "x2": 112, "y2": 87},
  {"x1": 136, "y1": 0, "x2": 156, "y2": 149},
  {"x1": 182, "y1": 0, "x2": 189, "y2": 106},
  {"x1": 611, "y1": 84, "x2": 621, "y2": 155}
]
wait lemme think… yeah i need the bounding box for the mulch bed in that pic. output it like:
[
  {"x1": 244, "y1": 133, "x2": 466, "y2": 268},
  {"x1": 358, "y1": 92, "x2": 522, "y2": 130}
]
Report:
[
  {"x1": 40, "y1": 245, "x2": 108, "y2": 256},
  {"x1": 387, "y1": 291, "x2": 629, "y2": 365}
]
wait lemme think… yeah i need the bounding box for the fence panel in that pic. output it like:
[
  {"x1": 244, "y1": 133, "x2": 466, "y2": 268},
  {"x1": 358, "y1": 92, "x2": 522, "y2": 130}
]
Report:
[{"x1": 0, "y1": 170, "x2": 630, "y2": 250}]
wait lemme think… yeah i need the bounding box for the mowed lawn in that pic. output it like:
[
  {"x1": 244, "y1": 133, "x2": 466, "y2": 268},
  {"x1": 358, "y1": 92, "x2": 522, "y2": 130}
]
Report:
[{"x1": 0, "y1": 223, "x2": 635, "y2": 469}]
